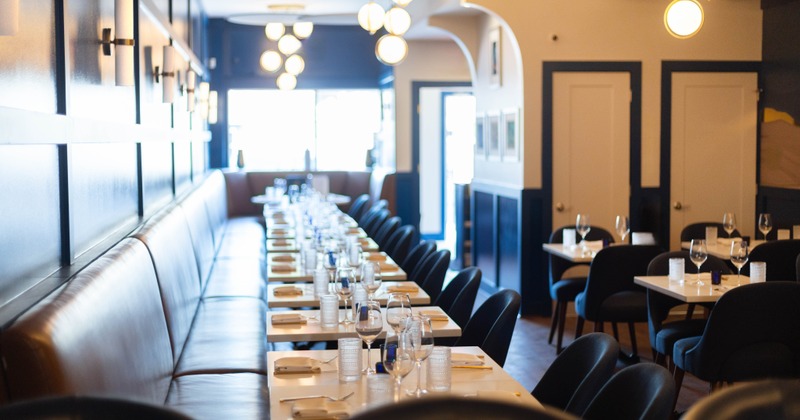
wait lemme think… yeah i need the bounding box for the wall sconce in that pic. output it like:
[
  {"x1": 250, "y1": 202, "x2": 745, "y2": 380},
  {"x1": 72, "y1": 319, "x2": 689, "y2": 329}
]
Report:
[
  {"x1": 186, "y1": 70, "x2": 196, "y2": 113},
  {"x1": 665, "y1": 0, "x2": 704, "y2": 39},
  {"x1": 101, "y1": 0, "x2": 135, "y2": 86},
  {"x1": 0, "y1": 0, "x2": 19, "y2": 36},
  {"x1": 208, "y1": 91, "x2": 218, "y2": 124},
  {"x1": 154, "y1": 45, "x2": 177, "y2": 103}
]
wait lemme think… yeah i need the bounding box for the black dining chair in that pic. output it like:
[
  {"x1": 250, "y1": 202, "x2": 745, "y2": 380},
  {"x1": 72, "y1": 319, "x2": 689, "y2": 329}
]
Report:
[
  {"x1": 0, "y1": 396, "x2": 192, "y2": 420},
  {"x1": 411, "y1": 249, "x2": 450, "y2": 303},
  {"x1": 796, "y1": 253, "x2": 800, "y2": 282},
  {"x1": 646, "y1": 251, "x2": 730, "y2": 370},
  {"x1": 383, "y1": 225, "x2": 415, "y2": 265},
  {"x1": 350, "y1": 395, "x2": 578, "y2": 420},
  {"x1": 347, "y1": 193, "x2": 370, "y2": 221},
  {"x1": 359, "y1": 200, "x2": 388, "y2": 227},
  {"x1": 401, "y1": 241, "x2": 436, "y2": 275},
  {"x1": 363, "y1": 208, "x2": 390, "y2": 238},
  {"x1": 434, "y1": 267, "x2": 481, "y2": 329},
  {"x1": 682, "y1": 379, "x2": 800, "y2": 420},
  {"x1": 680, "y1": 222, "x2": 740, "y2": 242},
  {"x1": 547, "y1": 225, "x2": 615, "y2": 354},
  {"x1": 742, "y1": 239, "x2": 800, "y2": 281},
  {"x1": 672, "y1": 281, "x2": 800, "y2": 402},
  {"x1": 581, "y1": 363, "x2": 676, "y2": 420},
  {"x1": 373, "y1": 216, "x2": 401, "y2": 248},
  {"x1": 531, "y1": 333, "x2": 619, "y2": 416},
  {"x1": 574, "y1": 245, "x2": 663, "y2": 360},
  {"x1": 455, "y1": 289, "x2": 521, "y2": 367}
]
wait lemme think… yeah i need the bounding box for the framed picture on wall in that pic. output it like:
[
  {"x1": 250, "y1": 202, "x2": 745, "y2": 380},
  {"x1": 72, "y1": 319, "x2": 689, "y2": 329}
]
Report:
[
  {"x1": 501, "y1": 108, "x2": 519, "y2": 162},
  {"x1": 489, "y1": 27, "x2": 502, "y2": 89},
  {"x1": 487, "y1": 111, "x2": 501, "y2": 160},
  {"x1": 475, "y1": 113, "x2": 486, "y2": 158}
]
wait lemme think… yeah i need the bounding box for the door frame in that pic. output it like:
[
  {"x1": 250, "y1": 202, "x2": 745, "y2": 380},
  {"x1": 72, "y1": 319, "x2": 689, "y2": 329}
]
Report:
[
  {"x1": 659, "y1": 61, "x2": 762, "y2": 245},
  {"x1": 542, "y1": 62, "x2": 642, "y2": 239}
]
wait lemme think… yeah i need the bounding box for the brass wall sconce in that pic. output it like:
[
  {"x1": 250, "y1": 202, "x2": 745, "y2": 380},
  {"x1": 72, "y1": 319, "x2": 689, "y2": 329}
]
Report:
[{"x1": 101, "y1": 0, "x2": 135, "y2": 86}]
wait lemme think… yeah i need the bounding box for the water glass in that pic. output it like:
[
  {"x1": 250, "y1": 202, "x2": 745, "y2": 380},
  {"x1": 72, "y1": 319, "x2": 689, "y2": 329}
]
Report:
[
  {"x1": 319, "y1": 294, "x2": 340, "y2": 328},
  {"x1": 337, "y1": 337, "x2": 363, "y2": 382},
  {"x1": 730, "y1": 240, "x2": 749, "y2": 285},
  {"x1": 668, "y1": 258, "x2": 685, "y2": 283},
  {"x1": 426, "y1": 346, "x2": 451, "y2": 392},
  {"x1": 366, "y1": 374, "x2": 394, "y2": 407},
  {"x1": 758, "y1": 213, "x2": 773, "y2": 240},
  {"x1": 313, "y1": 268, "x2": 330, "y2": 298},
  {"x1": 689, "y1": 239, "x2": 708, "y2": 286},
  {"x1": 615, "y1": 215, "x2": 630, "y2": 243},
  {"x1": 562, "y1": 228, "x2": 576, "y2": 248},
  {"x1": 722, "y1": 212, "x2": 736, "y2": 238},
  {"x1": 303, "y1": 248, "x2": 317, "y2": 272}
]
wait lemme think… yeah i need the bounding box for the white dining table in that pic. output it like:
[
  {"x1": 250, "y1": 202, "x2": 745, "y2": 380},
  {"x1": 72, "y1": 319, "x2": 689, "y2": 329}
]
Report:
[
  {"x1": 266, "y1": 306, "x2": 462, "y2": 343},
  {"x1": 267, "y1": 347, "x2": 542, "y2": 420},
  {"x1": 634, "y1": 274, "x2": 754, "y2": 303},
  {"x1": 267, "y1": 282, "x2": 430, "y2": 308},
  {"x1": 541, "y1": 243, "x2": 598, "y2": 263},
  {"x1": 267, "y1": 237, "x2": 380, "y2": 253},
  {"x1": 267, "y1": 252, "x2": 407, "y2": 282},
  {"x1": 680, "y1": 239, "x2": 765, "y2": 260}
]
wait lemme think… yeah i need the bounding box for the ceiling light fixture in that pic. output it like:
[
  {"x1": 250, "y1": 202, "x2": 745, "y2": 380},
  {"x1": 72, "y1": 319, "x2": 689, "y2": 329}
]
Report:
[
  {"x1": 260, "y1": 50, "x2": 282, "y2": 73},
  {"x1": 265, "y1": 22, "x2": 285, "y2": 41},
  {"x1": 664, "y1": 0, "x2": 704, "y2": 39},
  {"x1": 384, "y1": 7, "x2": 411, "y2": 36},
  {"x1": 278, "y1": 34, "x2": 301, "y2": 55},
  {"x1": 293, "y1": 22, "x2": 314, "y2": 39},
  {"x1": 276, "y1": 73, "x2": 297, "y2": 90},
  {"x1": 284, "y1": 55, "x2": 305, "y2": 76},
  {"x1": 358, "y1": 1, "x2": 385, "y2": 35},
  {"x1": 375, "y1": 34, "x2": 408, "y2": 65}
]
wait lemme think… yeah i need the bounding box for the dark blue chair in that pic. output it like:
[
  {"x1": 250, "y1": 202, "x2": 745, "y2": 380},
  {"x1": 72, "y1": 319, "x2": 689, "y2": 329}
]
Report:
[
  {"x1": 581, "y1": 363, "x2": 675, "y2": 420},
  {"x1": 455, "y1": 289, "x2": 521, "y2": 367}
]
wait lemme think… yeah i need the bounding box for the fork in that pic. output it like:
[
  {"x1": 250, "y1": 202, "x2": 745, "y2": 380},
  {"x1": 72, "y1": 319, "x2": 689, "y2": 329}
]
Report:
[{"x1": 279, "y1": 391, "x2": 355, "y2": 403}]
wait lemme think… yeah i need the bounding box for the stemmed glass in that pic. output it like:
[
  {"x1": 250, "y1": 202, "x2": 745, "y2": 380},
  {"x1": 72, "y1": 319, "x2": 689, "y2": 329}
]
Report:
[
  {"x1": 576, "y1": 214, "x2": 591, "y2": 254},
  {"x1": 355, "y1": 300, "x2": 383, "y2": 374},
  {"x1": 615, "y1": 215, "x2": 630, "y2": 243},
  {"x1": 323, "y1": 246, "x2": 338, "y2": 282},
  {"x1": 689, "y1": 239, "x2": 708, "y2": 286},
  {"x1": 722, "y1": 213, "x2": 736, "y2": 238},
  {"x1": 730, "y1": 240, "x2": 749, "y2": 286},
  {"x1": 360, "y1": 261, "x2": 382, "y2": 300},
  {"x1": 404, "y1": 315, "x2": 434, "y2": 397},
  {"x1": 382, "y1": 332, "x2": 415, "y2": 402},
  {"x1": 335, "y1": 267, "x2": 355, "y2": 324},
  {"x1": 385, "y1": 293, "x2": 412, "y2": 334},
  {"x1": 758, "y1": 213, "x2": 773, "y2": 240}
]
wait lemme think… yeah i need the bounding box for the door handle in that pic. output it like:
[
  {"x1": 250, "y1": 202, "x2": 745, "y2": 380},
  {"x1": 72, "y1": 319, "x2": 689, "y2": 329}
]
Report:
[
  {"x1": 673, "y1": 201, "x2": 683, "y2": 210},
  {"x1": 555, "y1": 202, "x2": 565, "y2": 212}
]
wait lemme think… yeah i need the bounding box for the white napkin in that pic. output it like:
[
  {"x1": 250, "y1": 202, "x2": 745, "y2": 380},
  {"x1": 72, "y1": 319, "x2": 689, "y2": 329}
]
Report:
[
  {"x1": 271, "y1": 263, "x2": 296, "y2": 273},
  {"x1": 292, "y1": 400, "x2": 349, "y2": 419},
  {"x1": 417, "y1": 310, "x2": 449, "y2": 322},
  {"x1": 274, "y1": 357, "x2": 320, "y2": 374},
  {"x1": 583, "y1": 240, "x2": 604, "y2": 251},
  {"x1": 273, "y1": 285, "x2": 303, "y2": 297},
  {"x1": 386, "y1": 284, "x2": 418, "y2": 293},
  {"x1": 451, "y1": 353, "x2": 484, "y2": 366},
  {"x1": 271, "y1": 313, "x2": 307, "y2": 325},
  {"x1": 632, "y1": 232, "x2": 656, "y2": 245}
]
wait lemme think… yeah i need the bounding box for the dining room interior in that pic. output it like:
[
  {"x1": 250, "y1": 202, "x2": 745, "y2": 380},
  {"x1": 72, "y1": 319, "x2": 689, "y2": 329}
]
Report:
[{"x1": 1, "y1": 0, "x2": 800, "y2": 418}]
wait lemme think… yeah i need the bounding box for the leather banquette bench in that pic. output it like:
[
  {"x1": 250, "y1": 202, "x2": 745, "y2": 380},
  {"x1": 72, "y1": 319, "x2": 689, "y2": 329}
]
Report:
[{"x1": 0, "y1": 170, "x2": 273, "y2": 418}]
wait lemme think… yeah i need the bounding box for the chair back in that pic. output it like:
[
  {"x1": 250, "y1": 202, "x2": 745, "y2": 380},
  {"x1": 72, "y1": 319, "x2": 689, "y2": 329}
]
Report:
[
  {"x1": 0, "y1": 396, "x2": 191, "y2": 419},
  {"x1": 577, "y1": 245, "x2": 662, "y2": 320},
  {"x1": 373, "y1": 216, "x2": 401, "y2": 247},
  {"x1": 363, "y1": 208, "x2": 390, "y2": 237},
  {"x1": 401, "y1": 241, "x2": 436, "y2": 274},
  {"x1": 349, "y1": 395, "x2": 578, "y2": 420},
  {"x1": 383, "y1": 225, "x2": 415, "y2": 264},
  {"x1": 683, "y1": 379, "x2": 800, "y2": 420},
  {"x1": 434, "y1": 267, "x2": 481, "y2": 328},
  {"x1": 359, "y1": 200, "x2": 388, "y2": 227},
  {"x1": 681, "y1": 222, "x2": 740, "y2": 242},
  {"x1": 414, "y1": 250, "x2": 451, "y2": 303},
  {"x1": 549, "y1": 225, "x2": 614, "y2": 289},
  {"x1": 683, "y1": 281, "x2": 800, "y2": 383},
  {"x1": 582, "y1": 363, "x2": 675, "y2": 420},
  {"x1": 531, "y1": 333, "x2": 620, "y2": 415},
  {"x1": 348, "y1": 193, "x2": 370, "y2": 221},
  {"x1": 743, "y1": 240, "x2": 800, "y2": 281},
  {"x1": 456, "y1": 289, "x2": 521, "y2": 367}
]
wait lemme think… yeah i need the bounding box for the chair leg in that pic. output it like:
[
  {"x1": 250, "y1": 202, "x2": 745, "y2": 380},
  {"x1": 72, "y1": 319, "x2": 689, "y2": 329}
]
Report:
[
  {"x1": 594, "y1": 321, "x2": 604, "y2": 333},
  {"x1": 611, "y1": 322, "x2": 620, "y2": 341},
  {"x1": 686, "y1": 303, "x2": 696, "y2": 319},
  {"x1": 628, "y1": 322, "x2": 638, "y2": 357},
  {"x1": 548, "y1": 300, "x2": 560, "y2": 344},
  {"x1": 654, "y1": 352, "x2": 666, "y2": 367},
  {"x1": 556, "y1": 301, "x2": 568, "y2": 354},
  {"x1": 575, "y1": 317, "x2": 584, "y2": 339},
  {"x1": 673, "y1": 367, "x2": 685, "y2": 410}
]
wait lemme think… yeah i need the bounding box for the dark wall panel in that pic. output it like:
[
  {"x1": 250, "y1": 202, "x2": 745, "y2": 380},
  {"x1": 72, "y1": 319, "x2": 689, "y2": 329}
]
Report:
[
  {"x1": 138, "y1": 6, "x2": 172, "y2": 128},
  {"x1": 70, "y1": 143, "x2": 138, "y2": 257},
  {"x1": 0, "y1": 146, "x2": 61, "y2": 292},
  {"x1": 171, "y1": 0, "x2": 190, "y2": 47},
  {"x1": 192, "y1": 141, "x2": 206, "y2": 180},
  {"x1": 141, "y1": 142, "x2": 174, "y2": 216},
  {"x1": 0, "y1": 0, "x2": 56, "y2": 113},
  {"x1": 473, "y1": 190, "x2": 495, "y2": 287},
  {"x1": 66, "y1": 0, "x2": 135, "y2": 122},
  {"x1": 189, "y1": 0, "x2": 206, "y2": 59},
  {"x1": 497, "y1": 196, "x2": 519, "y2": 292},
  {"x1": 763, "y1": 0, "x2": 800, "y2": 121},
  {"x1": 174, "y1": 141, "x2": 192, "y2": 194}
]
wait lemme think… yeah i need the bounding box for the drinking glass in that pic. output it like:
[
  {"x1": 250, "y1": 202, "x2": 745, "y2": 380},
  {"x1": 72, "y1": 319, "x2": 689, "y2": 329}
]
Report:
[
  {"x1": 615, "y1": 215, "x2": 630, "y2": 243},
  {"x1": 730, "y1": 240, "x2": 749, "y2": 286},
  {"x1": 758, "y1": 213, "x2": 773, "y2": 240},
  {"x1": 355, "y1": 300, "x2": 383, "y2": 374},
  {"x1": 722, "y1": 212, "x2": 736, "y2": 238},
  {"x1": 576, "y1": 214, "x2": 591, "y2": 253},
  {"x1": 689, "y1": 239, "x2": 708, "y2": 286},
  {"x1": 335, "y1": 267, "x2": 355, "y2": 324},
  {"x1": 404, "y1": 315, "x2": 434, "y2": 397},
  {"x1": 385, "y1": 292, "x2": 412, "y2": 334},
  {"x1": 382, "y1": 332, "x2": 415, "y2": 402},
  {"x1": 323, "y1": 246, "x2": 338, "y2": 282},
  {"x1": 361, "y1": 261, "x2": 382, "y2": 300}
]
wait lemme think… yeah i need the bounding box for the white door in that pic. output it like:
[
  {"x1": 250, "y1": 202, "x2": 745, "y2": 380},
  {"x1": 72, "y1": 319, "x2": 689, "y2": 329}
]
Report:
[
  {"x1": 670, "y1": 72, "x2": 758, "y2": 250},
  {"x1": 552, "y1": 72, "x2": 631, "y2": 238}
]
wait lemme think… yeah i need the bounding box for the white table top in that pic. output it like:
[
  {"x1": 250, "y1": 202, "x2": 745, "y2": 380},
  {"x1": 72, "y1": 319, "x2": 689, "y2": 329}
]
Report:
[
  {"x1": 680, "y1": 239, "x2": 765, "y2": 260},
  {"x1": 267, "y1": 237, "x2": 380, "y2": 253},
  {"x1": 267, "y1": 347, "x2": 542, "y2": 420},
  {"x1": 268, "y1": 282, "x2": 430, "y2": 308},
  {"x1": 267, "y1": 306, "x2": 462, "y2": 343},
  {"x1": 634, "y1": 274, "x2": 754, "y2": 303},
  {"x1": 541, "y1": 243, "x2": 595, "y2": 263},
  {"x1": 267, "y1": 252, "x2": 406, "y2": 282}
]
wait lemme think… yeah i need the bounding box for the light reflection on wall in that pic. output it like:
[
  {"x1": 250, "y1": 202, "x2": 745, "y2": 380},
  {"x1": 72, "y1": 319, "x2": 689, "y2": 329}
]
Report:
[{"x1": 761, "y1": 108, "x2": 800, "y2": 188}]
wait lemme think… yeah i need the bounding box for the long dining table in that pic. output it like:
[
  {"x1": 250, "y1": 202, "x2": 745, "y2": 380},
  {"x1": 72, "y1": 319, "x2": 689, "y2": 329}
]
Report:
[
  {"x1": 634, "y1": 274, "x2": 755, "y2": 303},
  {"x1": 267, "y1": 282, "x2": 430, "y2": 308}
]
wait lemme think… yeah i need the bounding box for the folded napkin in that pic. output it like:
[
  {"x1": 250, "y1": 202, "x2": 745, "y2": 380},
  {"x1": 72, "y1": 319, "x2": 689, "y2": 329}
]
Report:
[
  {"x1": 365, "y1": 253, "x2": 387, "y2": 262},
  {"x1": 386, "y1": 285, "x2": 418, "y2": 293},
  {"x1": 274, "y1": 357, "x2": 320, "y2": 374},
  {"x1": 271, "y1": 313, "x2": 307, "y2": 325},
  {"x1": 358, "y1": 239, "x2": 370, "y2": 246},
  {"x1": 378, "y1": 262, "x2": 398, "y2": 271},
  {"x1": 271, "y1": 254, "x2": 296, "y2": 263},
  {"x1": 271, "y1": 263, "x2": 296, "y2": 273},
  {"x1": 475, "y1": 390, "x2": 522, "y2": 404},
  {"x1": 292, "y1": 400, "x2": 349, "y2": 419},
  {"x1": 347, "y1": 228, "x2": 361, "y2": 234},
  {"x1": 418, "y1": 310, "x2": 449, "y2": 322},
  {"x1": 271, "y1": 228, "x2": 289, "y2": 235},
  {"x1": 272, "y1": 239, "x2": 291, "y2": 246},
  {"x1": 451, "y1": 353, "x2": 485, "y2": 366},
  {"x1": 273, "y1": 286, "x2": 303, "y2": 297},
  {"x1": 583, "y1": 240, "x2": 604, "y2": 251},
  {"x1": 272, "y1": 218, "x2": 288, "y2": 225}
]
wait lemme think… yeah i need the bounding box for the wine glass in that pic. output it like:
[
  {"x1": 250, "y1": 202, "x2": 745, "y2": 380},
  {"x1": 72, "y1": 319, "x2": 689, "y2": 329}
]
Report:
[
  {"x1": 722, "y1": 213, "x2": 736, "y2": 238},
  {"x1": 576, "y1": 214, "x2": 591, "y2": 254},
  {"x1": 385, "y1": 292, "x2": 412, "y2": 334},
  {"x1": 689, "y1": 239, "x2": 708, "y2": 286},
  {"x1": 323, "y1": 246, "x2": 338, "y2": 281},
  {"x1": 404, "y1": 315, "x2": 434, "y2": 397},
  {"x1": 382, "y1": 332, "x2": 415, "y2": 402},
  {"x1": 730, "y1": 240, "x2": 749, "y2": 286},
  {"x1": 360, "y1": 261, "x2": 382, "y2": 300},
  {"x1": 355, "y1": 300, "x2": 383, "y2": 374},
  {"x1": 615, "y1": 215, "x2": 630, "y2": 243},
  {"x1": 335, "y1": 267, "x2": 355, "y2": 324},
  {"x1": 758, "y1": 213, "x2": 773, "y2": 240}
]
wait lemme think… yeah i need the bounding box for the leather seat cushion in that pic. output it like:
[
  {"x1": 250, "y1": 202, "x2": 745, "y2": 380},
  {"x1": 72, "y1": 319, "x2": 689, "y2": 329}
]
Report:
[
  {"x1": 597, "y1": 291, "x2": 648, "y2": 322},
  {"x1": 204, "y1": 259, "x2": 266, "y2": 301},
  {"x1": 654, "y1": 319, "x2": 706, "y2": 356},
  {"x1": 175, "y1": 298, "x2": 267, "y2": 376},
  {"x1": 216, "y1": 221, "x2": 266, "y2": 260},
  {"x1": 550, "y1": 276, "x2": 587, "y2": 301},
  {"x1": 166, "y1": 373, "x2": 269, "y2": 419}
]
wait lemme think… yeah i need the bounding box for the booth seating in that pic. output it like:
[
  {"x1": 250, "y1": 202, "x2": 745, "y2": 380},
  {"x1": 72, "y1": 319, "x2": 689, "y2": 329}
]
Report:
[{"x1": 0, "y1": 170, "x2": 273, "y2": 419}]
